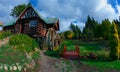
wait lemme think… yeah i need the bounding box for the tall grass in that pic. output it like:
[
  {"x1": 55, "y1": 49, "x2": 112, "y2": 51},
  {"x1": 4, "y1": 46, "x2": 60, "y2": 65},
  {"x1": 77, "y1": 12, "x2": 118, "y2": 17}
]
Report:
[{"x1": 9, "y1": 34, "x2": 38, "y2": 52}]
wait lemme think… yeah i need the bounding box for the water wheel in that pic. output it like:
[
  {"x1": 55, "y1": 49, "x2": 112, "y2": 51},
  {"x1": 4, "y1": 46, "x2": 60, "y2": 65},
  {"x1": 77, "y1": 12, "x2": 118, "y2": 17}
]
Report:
[{"x1": 46, "y1": 28, "x2": 59, "y2": 50}]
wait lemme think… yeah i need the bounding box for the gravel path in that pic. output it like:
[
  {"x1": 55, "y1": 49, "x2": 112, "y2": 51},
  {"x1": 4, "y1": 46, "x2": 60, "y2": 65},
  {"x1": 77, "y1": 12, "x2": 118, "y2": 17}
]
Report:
[{"x1": 38, "y1": 50, "x2": 58, "y2": 72}]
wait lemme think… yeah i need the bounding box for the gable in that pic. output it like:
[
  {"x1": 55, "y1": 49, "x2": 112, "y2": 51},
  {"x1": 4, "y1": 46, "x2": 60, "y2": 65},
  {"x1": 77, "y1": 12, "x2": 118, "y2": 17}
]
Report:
[{"x1": 19, "y1": 7, "x2": 38, "y2": 19}]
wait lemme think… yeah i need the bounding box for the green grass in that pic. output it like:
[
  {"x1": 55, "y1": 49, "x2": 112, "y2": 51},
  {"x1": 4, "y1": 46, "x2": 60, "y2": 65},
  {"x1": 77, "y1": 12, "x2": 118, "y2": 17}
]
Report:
[
  {"x1": 0, "y1": 45, "x2": 28, "y2": 65},
  {"x1": 0, "y1": 34, "x2": 40, "y2": 71},
  {"x1": 81, "y1": 60, "x2": 120, "y2": 70},
  {"x1": 63, "y1": 40, "x2": 109, "y2": 54},
  {"x1": 62, "y1": 40, "x2": 120, "y2": 71},
  {"x1": 0, "y1": 31, "x2": 12, "y2": 39},
  {"x1": 9, "y1": 34, "x2": 39, "y2": 52}
]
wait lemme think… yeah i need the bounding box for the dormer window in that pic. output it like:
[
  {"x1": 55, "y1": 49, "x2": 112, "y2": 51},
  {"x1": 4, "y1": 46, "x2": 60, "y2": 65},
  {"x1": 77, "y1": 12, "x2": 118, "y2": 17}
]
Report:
[{"x1": 29, "y1": 20, "x2": 38, "y2": 27}]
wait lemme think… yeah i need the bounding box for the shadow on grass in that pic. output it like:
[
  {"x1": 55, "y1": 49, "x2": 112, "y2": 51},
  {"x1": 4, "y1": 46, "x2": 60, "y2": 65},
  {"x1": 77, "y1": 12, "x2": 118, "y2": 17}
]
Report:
[{"x1": 79, "y1": 56, "x2": 115, "y2": 62}]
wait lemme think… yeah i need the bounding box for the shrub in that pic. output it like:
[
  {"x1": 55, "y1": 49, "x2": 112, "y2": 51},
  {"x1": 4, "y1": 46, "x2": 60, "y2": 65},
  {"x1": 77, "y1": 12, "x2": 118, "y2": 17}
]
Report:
[
  {"x1": 44, "y1": 50, "x2": 60, "y2": 58},
  {"x1": 9, "y1": 34, "x2": 38, "y2": 52}
]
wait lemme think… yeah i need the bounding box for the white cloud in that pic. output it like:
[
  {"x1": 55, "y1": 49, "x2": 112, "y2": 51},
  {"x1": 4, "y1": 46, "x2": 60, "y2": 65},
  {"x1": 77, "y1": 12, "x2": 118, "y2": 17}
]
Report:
[
  {"x1": 116, "y1": 4, "x2": 120, "y2": 16},
  {"x1": 0, "y1": 0, "x2": 29, "y2": 24},
  {"x1": 36, "y1": 0, "x2": 120, "y2": 31}
]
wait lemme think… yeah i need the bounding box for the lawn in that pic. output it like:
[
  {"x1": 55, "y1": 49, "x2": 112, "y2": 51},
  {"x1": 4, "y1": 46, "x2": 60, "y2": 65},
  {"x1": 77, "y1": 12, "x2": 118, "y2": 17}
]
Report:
[{"x1": 62, "y1": 40, "x2": 120, "y2": 71}]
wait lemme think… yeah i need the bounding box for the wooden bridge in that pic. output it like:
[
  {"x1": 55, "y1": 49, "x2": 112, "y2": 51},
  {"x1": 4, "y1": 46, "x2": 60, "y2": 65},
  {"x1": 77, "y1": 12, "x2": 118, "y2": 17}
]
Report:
[{"x1": 62, "y1": 45, "x2": 80, "y2": 60}]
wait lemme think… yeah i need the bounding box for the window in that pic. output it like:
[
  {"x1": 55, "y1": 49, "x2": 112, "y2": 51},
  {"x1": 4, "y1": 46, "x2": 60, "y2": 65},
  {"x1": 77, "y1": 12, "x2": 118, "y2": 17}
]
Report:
[{"x1": 29, "y1": 20, "x2": 38, "y2": 27}]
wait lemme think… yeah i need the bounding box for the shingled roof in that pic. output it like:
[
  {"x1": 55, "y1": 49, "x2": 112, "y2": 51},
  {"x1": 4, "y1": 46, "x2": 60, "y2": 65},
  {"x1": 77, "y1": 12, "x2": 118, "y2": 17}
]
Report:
[
  {"x1": 43, "y1": 18, "x2": 58, "y2": 24},
  {"x1": 4, "y1": 19, "x2": 17, "y2": 27}
]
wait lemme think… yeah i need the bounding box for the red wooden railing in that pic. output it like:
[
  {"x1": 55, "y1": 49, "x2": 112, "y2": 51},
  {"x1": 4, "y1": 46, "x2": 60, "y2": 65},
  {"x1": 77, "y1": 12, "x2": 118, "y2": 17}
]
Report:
[
  {"x1": 63, "y1": 45, "x2": 66, "y2": 58},
  {"x1": 63, "y1": 44, "x2": 80, "y2": 59},
  {"x1": 75, "y1": 44, "x2": 79, "y2": 55}
]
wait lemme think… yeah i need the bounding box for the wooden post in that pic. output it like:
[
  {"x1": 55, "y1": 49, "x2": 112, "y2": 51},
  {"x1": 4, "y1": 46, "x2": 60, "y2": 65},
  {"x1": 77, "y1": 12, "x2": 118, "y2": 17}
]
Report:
[
  {"x1": 75, "y1": 44, "x2": 79, "y2": 56},
  {"x1": 63, "y1": 45, "x2": 66, "y2": 58}
]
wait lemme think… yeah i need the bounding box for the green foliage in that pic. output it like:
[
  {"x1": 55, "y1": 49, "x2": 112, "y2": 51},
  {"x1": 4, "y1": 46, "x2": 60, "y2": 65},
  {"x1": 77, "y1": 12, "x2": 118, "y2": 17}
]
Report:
[
  {"x1": 101, "y1": 19, "x2": 111, "y2": 40},
  {"x1": 64, "y1": 40, "x2": 110, "y2": 60},
  {"x1": 114, "y1": 17, "x2": 120, "y2": 37},
  {"x1": 44, "y1": 50, "x2": 60, "y2": 58},
  {"x1": 10, "y1": 4, "x2": 27, "y2": 18},
  {"x1": 36, "y1": 37, "x2": 45, "y2": 50},
  {"x1": 94, "y1": 19, "x2": 111, "y2": 40},
  {"x1": 0, "y1": 31, "x2": 12, "y2": 39},
  {"x1": 0, "y1": 45, "x2": 28, "y2": 64},
  {"x1": 9, "y1": 34, "x2": 38, "y2": 52},
  {"x1": 109, "y1": 21, "x2": 119, "y2": 60},
  {"x1": 82, "y1": 16, "x2": 111, "y2": 41},
  {"x1": 82, "y1": 15, "x2": 98, "y2": 40},
  {"x1": 70, "y1": 23, "x2": 81, "y2": 39},
  {"x1": 59, "y1": 32, "x2": 65, "y2": 43},
  {"x1": 32, "y1": 51, "x2": 40, "y2": 60},
  {"x1": 82, "y1": 60, "x2": 120, "y2": 71},
  {"x1": 63, "y1": 30, "x2": 75, "y2": 39},
  {"x1": 94, "y1": 24, "x2": 103, "y2": 38}
]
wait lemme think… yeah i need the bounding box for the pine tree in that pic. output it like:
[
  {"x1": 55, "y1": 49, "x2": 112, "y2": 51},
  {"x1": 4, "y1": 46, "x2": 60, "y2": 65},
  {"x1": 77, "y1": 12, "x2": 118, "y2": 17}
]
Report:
[
  {"x1": 101, "y1": 19, "x2": 111, "y2": 40},
  {"x1": 109, "y1": 21, "x2": 119, "y2": 60},
  {"x1": 70, "y1": 23, "x2": 81, "y2": 39},
  {"x1": 82, "y1": 15, "x2": 98, "y2": 40}
]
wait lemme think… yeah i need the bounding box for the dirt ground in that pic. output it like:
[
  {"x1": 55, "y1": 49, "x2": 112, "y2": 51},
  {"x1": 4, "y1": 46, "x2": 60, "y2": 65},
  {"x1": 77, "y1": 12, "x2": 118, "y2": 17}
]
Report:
[{"x1": 0, "y1": 37, "x2": 9, "y2": 47}]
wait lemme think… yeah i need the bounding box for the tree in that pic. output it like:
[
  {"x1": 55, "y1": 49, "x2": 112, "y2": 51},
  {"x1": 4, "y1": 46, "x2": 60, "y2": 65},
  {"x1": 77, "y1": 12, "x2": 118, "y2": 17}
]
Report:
[
  {"x1": 114, "y1": 17, "x2": 120, "y2": 37},
  {"x1": 94, "y1": 24, "x2": 103, "y2": 39},
  {"x1": 101, "y1": 19, "x2": 111, "y2": 40},
  {"x1": 82, "y1": 15, "x2": 98, "y2": 40},
  {"x1": 109, "y1": 21, "x2": 119, "y2": 60},
  {"x1": 70, "y1": 23, "x2": 81, "y2": 39},
  {"x1": 64, "y1": 30, "x2": 74, "y2": 39},
  {"x1": 75, "y1": 25, "x2": 81, "y2": 39},
  {"x1": 10, "y1": 4, "x2": 27, "y2": 18}
]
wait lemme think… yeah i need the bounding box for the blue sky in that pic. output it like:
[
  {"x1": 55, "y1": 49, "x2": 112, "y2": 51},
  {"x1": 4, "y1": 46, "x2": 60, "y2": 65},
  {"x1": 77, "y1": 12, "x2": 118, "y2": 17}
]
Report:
[
  {"x1": 0, "y1": 0, "x2": 120, "y2": 31},
  {"x1": 107, "y1": 0, "x2": 120, "y2": 13}
]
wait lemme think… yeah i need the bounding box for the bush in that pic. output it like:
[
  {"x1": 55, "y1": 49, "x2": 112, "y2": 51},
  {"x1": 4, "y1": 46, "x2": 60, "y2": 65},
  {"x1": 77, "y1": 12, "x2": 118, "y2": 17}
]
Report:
[
  {"x1": 0, "y1": 31, "x2": 12, "y2": 39},
  {"x1": 44, "y1": 50, "x2": 60, "y2": 58},
  {"x1": 9, "y1": 34, "x2": 38, "y2": 52}
]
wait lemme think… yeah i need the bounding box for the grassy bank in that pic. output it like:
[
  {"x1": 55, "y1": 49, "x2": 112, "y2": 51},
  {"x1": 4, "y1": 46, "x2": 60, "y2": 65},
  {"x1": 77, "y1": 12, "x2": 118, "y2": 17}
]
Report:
[{"x1": 0, "y1": 34, "x2": 40, "y2": 72}]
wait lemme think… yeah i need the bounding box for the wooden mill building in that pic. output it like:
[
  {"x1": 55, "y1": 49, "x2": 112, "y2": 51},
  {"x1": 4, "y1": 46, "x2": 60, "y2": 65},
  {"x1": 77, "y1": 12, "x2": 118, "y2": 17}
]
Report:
[
  {"x1": 3, "y1": 4, "x2": 60, "y2": 50},
  {"x1": 3, "y1": 5, "x2": 59, "y2": 37}
]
